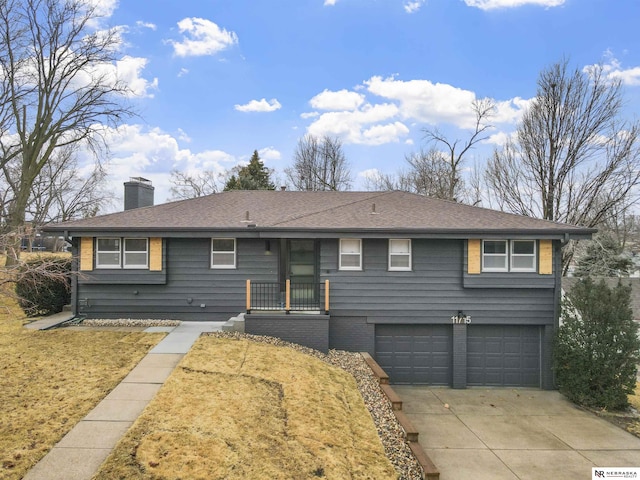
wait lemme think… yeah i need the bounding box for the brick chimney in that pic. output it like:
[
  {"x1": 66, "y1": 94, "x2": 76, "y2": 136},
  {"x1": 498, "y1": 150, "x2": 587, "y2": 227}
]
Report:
[{"x1": 124, "y1": 177, "x2": 154, "y2": 210}]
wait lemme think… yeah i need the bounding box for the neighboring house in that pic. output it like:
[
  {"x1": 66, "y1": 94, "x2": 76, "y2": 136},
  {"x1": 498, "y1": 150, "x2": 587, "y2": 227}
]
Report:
[{"x1": 45, "y1": 179, "x2": 595, "y2": 389}]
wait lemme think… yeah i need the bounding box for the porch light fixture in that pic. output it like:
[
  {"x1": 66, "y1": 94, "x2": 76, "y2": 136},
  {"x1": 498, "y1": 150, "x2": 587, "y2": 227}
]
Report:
[{"x1": 265, "y1": 240, "x2": 272, "y2": 255}]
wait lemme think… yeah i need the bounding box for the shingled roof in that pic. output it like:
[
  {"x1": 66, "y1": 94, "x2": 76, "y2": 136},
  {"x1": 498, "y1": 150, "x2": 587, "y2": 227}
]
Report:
[{"x1": 45, "y1": 190, "x2": 596, "y2": 238}]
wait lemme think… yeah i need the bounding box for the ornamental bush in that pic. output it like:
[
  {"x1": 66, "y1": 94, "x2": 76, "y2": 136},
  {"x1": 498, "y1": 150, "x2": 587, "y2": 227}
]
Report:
[
  {"x1": 15, "y1": 257, "x2": 72, "y2": 317},
  {"x1": 554, "y1": 277, "x2": 640, "y2": 410}
]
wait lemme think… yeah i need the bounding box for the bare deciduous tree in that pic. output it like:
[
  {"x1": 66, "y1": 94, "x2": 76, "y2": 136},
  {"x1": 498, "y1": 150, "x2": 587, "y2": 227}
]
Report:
[
  {"x1": 422, "y1": 98, "x2": 495, "y2": 201},
  {"x1": 286, "y1": 135, "x2": 352, "y2": 191},
  {"x1": 0, "y1": 0, "x2": 134, "y2": 264},
  {"x1": 169, "y1": 169, "x2": 221, "y2": 200},
  {"x1": 485, "y1": 60, "x2": 640, "y2": 272}
]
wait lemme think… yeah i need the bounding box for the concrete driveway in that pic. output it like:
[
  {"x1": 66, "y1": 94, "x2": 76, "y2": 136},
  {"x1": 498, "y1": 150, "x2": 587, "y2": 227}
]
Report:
[{"x1": 393, "y1": 386, "x2": 640, "y2": 480}]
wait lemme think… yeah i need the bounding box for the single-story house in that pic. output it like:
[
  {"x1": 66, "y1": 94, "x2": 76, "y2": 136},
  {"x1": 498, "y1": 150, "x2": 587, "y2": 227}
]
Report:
[{"x1": 45, "y1": 179, "x2": 595, "y2": 389}]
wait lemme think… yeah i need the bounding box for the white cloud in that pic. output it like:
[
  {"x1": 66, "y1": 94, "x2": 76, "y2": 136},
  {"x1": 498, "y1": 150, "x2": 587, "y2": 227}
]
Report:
[
  {"x1": 404, "y1": 1, "x2": 426, "y2": 13},
  {"x1": 234, "y1": 98, "x2": 282, "y2": 113},
  {"x1": 307, "y1": 103, "x2": 407, "y2": 145},
  {"x1": 114, "y1": 56, "x2": 158, "y2": 98},
  {"x1": 484, "y1": 131, "x2": 516, "y2": 146},
  {"x1": 87, "y1": 0, "x2": 119, "y2": 17},
  {"x1": 302, "y1": 75, "x2": 529, "y2": 147},
  {"x1": 585, "y1": 54, "x2": 640, "y2": 87},
  {"x1": 170, "y1": 18, "x2": 238, "y2": 57},
  {"x1": 464, "y1": 0, "x2": 564, "y2": 9},
  {"x1": 177, "y1": 68, "x2": 189, "y2": 78},
  {"x1": 94, "y1": 124, "x2": 239, "y2": 205},
  {"x1": 136, "y1": 20, "x2": 157, "y2": 31},
  {"x1": 258, "y1": 146, "x2": 282, "y2": 161},
  {"x1": 324, "y1": 0, "x2": 338, "y2": 5},
  {"x1": 309, "y1": 89, "x2": 366, "y2": 111},
  {"x1": 365, "y1": 75, "x2": 478, "y2": 128},
  {"x1": 362, "y1": 122, "x2": 410, "y2": 145},
  {"x1": 177, "y1": 128, "x2": 191, "y2": 143}
]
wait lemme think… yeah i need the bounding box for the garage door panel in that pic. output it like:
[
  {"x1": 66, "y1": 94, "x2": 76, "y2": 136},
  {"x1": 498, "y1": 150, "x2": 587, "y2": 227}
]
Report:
[
  {"x1": 468, "y1": 326, "x2": 541, "y2": 387},
  {"x1": 375, "y1": 325, "x2": 452, "y2": 385}
]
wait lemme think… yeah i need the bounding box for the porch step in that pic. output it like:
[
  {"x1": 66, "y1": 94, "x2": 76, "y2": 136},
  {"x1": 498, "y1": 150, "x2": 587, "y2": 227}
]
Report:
[{"x1": 222, "y1": 313, "x2": 245, "y2": 333}]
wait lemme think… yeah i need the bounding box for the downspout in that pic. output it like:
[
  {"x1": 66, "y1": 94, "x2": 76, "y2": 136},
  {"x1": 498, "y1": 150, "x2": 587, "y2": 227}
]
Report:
[{"x1": 65, "y1": 231, "x2": 79, "y2": 318}]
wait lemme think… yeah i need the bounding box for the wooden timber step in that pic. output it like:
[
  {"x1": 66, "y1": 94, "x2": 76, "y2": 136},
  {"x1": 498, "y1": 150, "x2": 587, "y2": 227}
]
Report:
[
  {"x1": 360, "y1": 352, "x2": 389, "y2": 384},
  {"x1": 381, "y1": 383, "x2": 403, "y2": 411}
]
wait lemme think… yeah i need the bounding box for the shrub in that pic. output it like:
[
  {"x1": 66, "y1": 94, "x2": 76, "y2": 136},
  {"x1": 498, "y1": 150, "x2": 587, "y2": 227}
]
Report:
[
  {"x1": 554, "y1": 277, "x2": 640, "y2": 410},
  {"x1": 15, "y1": 256, "x2": 72, "y2": 317}
]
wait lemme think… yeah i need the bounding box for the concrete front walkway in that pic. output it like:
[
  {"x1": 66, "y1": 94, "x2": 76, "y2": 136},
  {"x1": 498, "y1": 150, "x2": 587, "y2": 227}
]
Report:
[
  {"x1": 23, "y1": 321, "x2": 224, "y2": 480},
  {"x1": 394, "y1": 386, "x2": 640, "y2": 480}
]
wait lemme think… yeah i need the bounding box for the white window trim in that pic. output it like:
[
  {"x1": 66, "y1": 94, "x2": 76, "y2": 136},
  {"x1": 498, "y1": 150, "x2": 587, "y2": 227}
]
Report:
[
  {"x1": 339, "y1": 238, "x2": 362, "y2": 271},
  {"x1": 510, "y1": 240, "x2": 537, "y2": 272},
  {"x1": 211, "y1": 238, "x2": 237, "y2": 269},
  {"x1": 482, "y1": 240, "x2": 508, "y2": 272},
  {"x1": 123, "y1": 238, "x2": 149, "y2": 269},
  {"x1": 388, "y1": 239, "x2": 412, "y2": 271},
  {"x1": 95, "y1": 237, "x2": 122, "y2": 269}
]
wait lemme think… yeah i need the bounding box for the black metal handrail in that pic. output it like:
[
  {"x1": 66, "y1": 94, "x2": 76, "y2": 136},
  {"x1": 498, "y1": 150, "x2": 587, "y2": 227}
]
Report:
[{"x1": 246, "y1": 280, "x2": 329, "y2": 314}]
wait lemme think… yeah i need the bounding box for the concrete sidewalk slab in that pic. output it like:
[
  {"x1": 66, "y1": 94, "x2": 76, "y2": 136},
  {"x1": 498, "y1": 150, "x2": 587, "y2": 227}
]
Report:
[
  {"x1": 104, "y1": 382, "x2": 161, "y2": 401},
  {"x1": 56, "y1": 421, "x2": 133, "y2": 449},
  {"x1": 24, "y1": 312, "x2": 74, "y2": 330},
  {"x1": 84, "y1": 399, "x2": 149, "y2": 421},
  {"x1": 23, "y1": 448, "x2": 113, "y2": 480},
  {"x1": 425, "y1": 449, "x2": 518, "y2": 480},
  {"x1": 458, "y1": 414, "x2": 571, "y2": 450},
  {"x1": 533, "y1": 414, "x2": 640, "y2": 450},
  {"x1": 121, "y1": 365, "x2": 177, "y2": 384},
  {"x1": 149, "y1": 321, "x2": 224, "y2": 354},
  {"x1": 493, "y1": 450, "x2": 594, "y2": 480},
  {"x1": 136, "y1": 352, "x2": 184, "y2": 368}
]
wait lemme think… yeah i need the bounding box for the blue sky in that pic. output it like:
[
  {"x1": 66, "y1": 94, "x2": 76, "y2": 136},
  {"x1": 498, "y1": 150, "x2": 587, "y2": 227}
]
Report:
[{"x1": 92, "y1": 0, "x2": 640, "y2": 206}]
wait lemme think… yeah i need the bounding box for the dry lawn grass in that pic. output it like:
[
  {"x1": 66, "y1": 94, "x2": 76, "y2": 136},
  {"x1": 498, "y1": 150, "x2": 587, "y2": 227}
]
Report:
[
  {"x1": 95, "y1": 336, "x2": 398, "y2": 480},
  {"x1": 0, "y1": 294, "x2": 165, "y2": 480}
]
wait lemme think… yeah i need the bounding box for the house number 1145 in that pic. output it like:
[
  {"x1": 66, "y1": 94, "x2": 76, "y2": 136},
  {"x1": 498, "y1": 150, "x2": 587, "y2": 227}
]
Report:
[{"x1": 451, "y1": 315, "x2": 472, "y2": 324}]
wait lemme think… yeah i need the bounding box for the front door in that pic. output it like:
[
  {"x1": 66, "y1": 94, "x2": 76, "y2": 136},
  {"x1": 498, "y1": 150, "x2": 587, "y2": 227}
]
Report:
[{"x1": 281, "y1": 240, "x2": 318, "y2": 308}]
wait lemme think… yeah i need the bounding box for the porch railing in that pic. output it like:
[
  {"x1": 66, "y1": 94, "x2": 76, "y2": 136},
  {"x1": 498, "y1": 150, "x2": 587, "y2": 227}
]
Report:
[{"x1": 246, "y1": 279, "x2": 330, "y2": 314}]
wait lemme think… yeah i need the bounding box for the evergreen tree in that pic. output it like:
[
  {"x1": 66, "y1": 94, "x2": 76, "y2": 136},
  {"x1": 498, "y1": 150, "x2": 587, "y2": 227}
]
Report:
[
  {"x1": 554, "y1": 278, "x2": 640, "y2": 410},
  {"x1": 223, "y1": 151, "x2": 276, "y2": 191},
  {"x1": 574, "y1": 232, "x2": 633, "y2": 277}
]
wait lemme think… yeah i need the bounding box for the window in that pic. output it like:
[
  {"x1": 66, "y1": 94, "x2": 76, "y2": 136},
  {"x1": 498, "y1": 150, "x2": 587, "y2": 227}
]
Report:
[
  {"x1": 96, "y1": 237, "x2": 149, "y2": 269},
  {"x1": 482, "y1": 240, "x2": 537, "y2": 272},
  {"x1": 511, "y1": 240, "x2": 536, "y2": 272},
  {"x1": 389, "y1": 239, "x2": 411, "y2": 271},
  {"x1": 96, "y1": 238, "x2": 121, "y2": 268},
  {"x1": 124, "y1": 238, "x2": 148, "y2": 268},
  {"x1": 212, "y1": 238, "x2": 236, "y2": 269},
  {"x1": 339, "y1": 239, "x2": 362, "y2": 270},
  {"x1": 482, "y1": 240, "x2": 508, "y2": 272}
]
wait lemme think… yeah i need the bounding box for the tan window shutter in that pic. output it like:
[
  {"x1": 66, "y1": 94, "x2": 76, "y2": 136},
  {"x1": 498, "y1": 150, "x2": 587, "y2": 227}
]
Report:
[
  {"x1": 149, "y1": 238, "x2": 163, "y2": 271},
  {"x1": 539, "y1": 240, "x2": 553, "y2": 275},
  {"x1": 80, "y1": 237, "x2": 94, "y2": 271},
  {"x1": 468, "y1": 239, "x2": 481, "y2": 274}
]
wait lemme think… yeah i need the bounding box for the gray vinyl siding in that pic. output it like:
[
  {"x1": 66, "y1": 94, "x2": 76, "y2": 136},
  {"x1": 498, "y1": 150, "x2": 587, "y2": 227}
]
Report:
[
  {"x1": 320, "y1": 238, "x2": 556, "y2": 326},
  {"x1": 76, "y1": 237, "x2": 278, "y2": 321}
]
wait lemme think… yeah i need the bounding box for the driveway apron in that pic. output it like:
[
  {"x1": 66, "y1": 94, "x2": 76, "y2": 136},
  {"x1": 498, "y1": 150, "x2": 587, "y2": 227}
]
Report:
[
  {"x1": 394, "y1": 386, "x2": 640, "y2": 480},
  {"x1": 23, "y1": 322, "x2": 224, "y2": 480}
]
